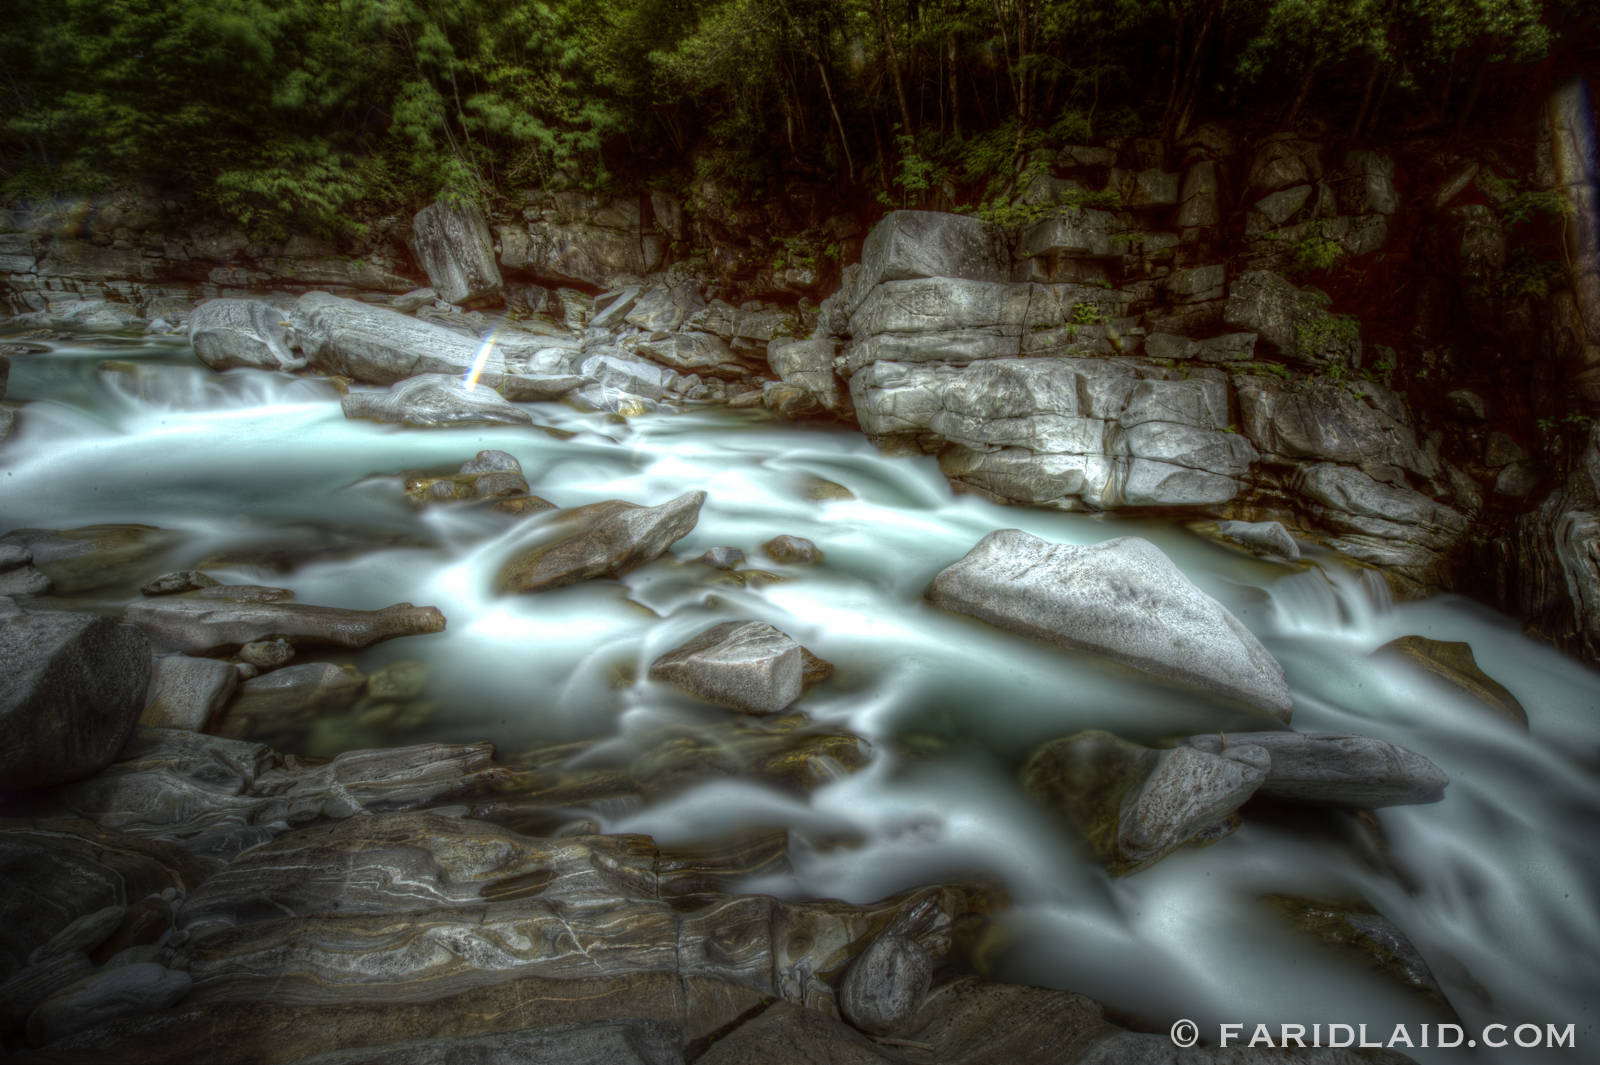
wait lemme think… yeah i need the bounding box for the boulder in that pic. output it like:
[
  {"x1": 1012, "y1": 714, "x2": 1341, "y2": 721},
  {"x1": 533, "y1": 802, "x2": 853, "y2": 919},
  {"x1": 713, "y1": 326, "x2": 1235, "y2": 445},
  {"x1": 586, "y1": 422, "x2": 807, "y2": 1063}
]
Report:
[
  {"x1": 343, "y1": 375, "x2": 534, "y2": 428},
  {"x1": 1223, "y1": 270, "x2": 1360, "y2": 365},
  {"x1": 1161, "y1": 263, "x2": 1227, "y2": 303},
  {"x1": 1175, "y1": 160, "x2": 1223, "y2": 227},
  {"x1": 0, "y1": 545, "x2": 51, "y2": 596},
  {"x1": 26, "y1": 961, "x2": 192, "y2": 1046},
  {"x1": 853, "y1": 211, "x2": 1013, "y2": 311},
  {"x1": 2, "y1": 524, "x2": 178, "y2": 596},
  {"x1": 497, "y1": 492, "x2": 705, "y2": 594},
  {"x1": 763, "y1": 535, "x2": 821, "y2": 565},
  {"x1": 217, "y1": 663, "x2": 367, "y2": 742},
  {"x1": 0, "y1": 952, "x2": 94, "y2": 1039},
  {"x1": 521, "y1": 222, "x2": 667, "y2": 289},
  {"x1": 188, "y1": 299, "x2": 306, "y2": 373},
  {"x1": 1236, "y1": 375, "x2": 1434, "y2": 485},
  {"x1": 649, "y1": 622, "x2": 806, "y2": 714},
  {"x1": 635, "y1": 332, "x2": 736, "y2": 374},
  {"x1": 295, "y1": 292, "x2": 490, "y2": 385},
  {"x1": 1016, "y1": 208, "x2": 1118, "y2": 260},
  {"x1": 1116, "y1": 744, "x2": 1269, "y2": 864},
  {"x1": 410, "y1": 201, "x2": 503, "y2": 305},
  {"x1": 1215, "y1": 519, "x2": 1300, "y2": 561},
  {"x1": 1, "y1": 612, "x2": 152, "y2": 793},
  {"x1": 1253, "y1": 185, "x2": 1313, "y2": 227},
  {"x1": 589, "y1": 285, "x2": 642, "y2": 330},
  {"x1": 1182, "y1": 732, "x2": 1449, "y2": 806},
  {"x1": 1339, "y1": 151, "x2": 1399, "y2": 215},
  {"x1": 498, "y1": 373, "x2": 590, "y2": 401},
  {"x1": 238, "y1": 639, "x2": 295, "y2": 669},
  {"x1": 1374, "y1": 636, "x2": 1527, "y2": 728},
  {"x1": 625, "y1": 286, "x2": 702, "y2": 333},
  {"x1": 141, "y1": 654, "x2": 239, "y2": 731},
  {"x1": 839, "y1": 935, "x2": 932, "y2": 1036},
  {"x1": 1194, "y1": 332, "x2": 1258, "y2": 361},
  {"x1": 1294, "y1": 463, "x2": 1467, "y2": 577},
  {"x1": 580, "y1": 352, "x2": 681, "y2": 402},
  {"x1": 390, "y1": 288, "x2": 437, "y2": 314},
  {"x1": 928, "y1": 532, "x2": 1293, "y2": 718},
  {"x1": 122, "y1": 598, "x2": 446, "y2": 656}
]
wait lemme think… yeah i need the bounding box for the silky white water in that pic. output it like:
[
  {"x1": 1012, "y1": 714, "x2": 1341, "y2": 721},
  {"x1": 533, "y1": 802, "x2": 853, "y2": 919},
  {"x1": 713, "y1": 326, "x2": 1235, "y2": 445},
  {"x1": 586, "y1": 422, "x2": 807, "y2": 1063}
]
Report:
[{"x1": 4, "y1": 337, "x2": 1597, "y2": 1060}]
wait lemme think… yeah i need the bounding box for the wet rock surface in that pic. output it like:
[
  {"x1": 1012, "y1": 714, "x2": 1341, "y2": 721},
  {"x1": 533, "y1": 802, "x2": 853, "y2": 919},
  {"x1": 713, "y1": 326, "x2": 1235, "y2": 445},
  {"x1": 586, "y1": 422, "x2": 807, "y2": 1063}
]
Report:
[
  {"x1": 188, "y1": 299, "x2": 305, "y2": 373},
  {"x1": 140, "y1": 655, "x2": 239, "y2": 731},
  {"x1": 1374, "y1": 636, "x2": 1528, "y2": 727},
  {"x1": 1181, "y1": 732, "x2": 1449, "y2": 807},
  {"x1": 342, "y1": 375, "x2": 534, "y2": 428},
  {"x1": 929, "y1": 531, "x2": 1293, "y2": 718},
  {"x1": 497, "y1": 491, "x2": 705, "y2": 594},
  {"x1": 648, "y1": 621, "x2": 808, "y2": 714},
  {"x1": 122, "y1": 597, "x2": 446, "y2": 655}
]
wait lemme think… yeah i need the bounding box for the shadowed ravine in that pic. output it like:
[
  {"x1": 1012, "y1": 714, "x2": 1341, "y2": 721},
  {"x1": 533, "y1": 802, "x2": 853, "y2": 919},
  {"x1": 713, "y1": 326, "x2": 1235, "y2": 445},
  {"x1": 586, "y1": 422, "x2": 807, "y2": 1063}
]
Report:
[{"x1": 3, "y1": 335, "x2": 1598, "y2": 1062}]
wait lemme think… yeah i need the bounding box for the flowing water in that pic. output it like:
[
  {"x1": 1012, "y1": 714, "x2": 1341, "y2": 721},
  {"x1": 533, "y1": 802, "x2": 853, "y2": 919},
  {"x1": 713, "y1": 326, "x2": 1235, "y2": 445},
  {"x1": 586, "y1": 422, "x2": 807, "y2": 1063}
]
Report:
[{"x1": 5, "y1": 335, "x2": 1599, "y2": 1060}]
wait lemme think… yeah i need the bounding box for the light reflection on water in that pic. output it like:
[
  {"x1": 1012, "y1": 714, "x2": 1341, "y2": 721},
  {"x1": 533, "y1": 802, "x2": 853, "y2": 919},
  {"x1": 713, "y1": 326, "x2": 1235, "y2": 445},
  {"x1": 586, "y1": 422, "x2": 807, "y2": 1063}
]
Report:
[{"x1": 5, "y1": 336, "x2": 1598, "y2": 1060}]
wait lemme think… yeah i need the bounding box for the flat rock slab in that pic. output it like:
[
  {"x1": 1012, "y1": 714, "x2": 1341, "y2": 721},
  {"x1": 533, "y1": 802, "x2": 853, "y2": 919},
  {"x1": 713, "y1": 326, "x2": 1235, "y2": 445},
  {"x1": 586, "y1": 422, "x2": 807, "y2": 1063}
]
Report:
[
  {"x1": 123, "y1": 598, "x2": 445, "y2": 656},
  {"x1": 1181, "y1": 731, "x2": 1448, "y2": 807},
  {"x1": 280, "y1": 1021, "x2": 685, "y2": 1065},
  {"x1": 497, "y1": 492, "x2": 706, "y2": 594},
  {"x1": 928, "y1": 531, "x2": 1293, "y2": 719},
  {"x1": 296, "y1": 292, "x2": 492, "y2": 385},
  {"x1": 188, "y1": 299, "x2": 305, "y2": 373},
  {"x1": 1, "y1": 611, "x2": 152, "y2": 793},
  {"x1": 649, "y1": 622, "x2": 805, "y2": 714},
  {"x1": 1374, "y1": 636, "x2": 1527, "y2": 728},
  {"x1": 343, "y1": 375, "x2": 533, "y2": 428},
  {"x1": 140, "y1": 655, "x2": 240, "y2": 732}
]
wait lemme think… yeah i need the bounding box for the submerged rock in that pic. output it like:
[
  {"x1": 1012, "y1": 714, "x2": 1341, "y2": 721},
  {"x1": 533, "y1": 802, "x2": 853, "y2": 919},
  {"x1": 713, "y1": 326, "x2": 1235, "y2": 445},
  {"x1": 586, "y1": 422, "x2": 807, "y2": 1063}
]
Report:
[
  {"x1": 1, "y1": 611, "x2": 152, "y2": 793},
  {"x1": 692, "y1": 547, "x2": 745, "y2": 570},
  {"x1": 648, "y1": 622, "x2": 806, "y2": 714},
  {"x1": 1374, "y1": 636, "x2": 1527, "y2": 728},
  {"x1": 497, "y1": 491, "x2": 705, "y2": 594},
  {"x1": 2, "y1": 524, "x2": 178, "y2": 596},
  {"x1": 929, "y1": 531, "x2": 1293, "y2": 719},
  {"x1": 215, "y1": 662, "x2": 367, "y2": 743},
  {"x1": 188, "y1": 299, "x2": 305, "y2": 373},
  {"x1": 140, "y1": 571, "x2": 219, "y2": 596},
  {"x1": 343, "y1": 374, "x2": 533, "y2": 428},
  {"x1": 1215, "y1": 519, "x2": 1300, "y2": 561},
  {"x1": 763, "y1": 535, "x2": 822, "y2": 565},
  {"x1": 1182, "y1": 731, "x2": 1449, "y2": 807},
  {"x1": 1264, "y1": 895, "x2": 1449, "y2": 1004},
  {"x1": 140, "y1": 654, "x2": 239, "y2": 731},
  {"x1": 123, "y1": 597, "x2": 446, "y2": 656},
  {"x1": 0, "y1": 544, "x2": 51, "y2": 596}
]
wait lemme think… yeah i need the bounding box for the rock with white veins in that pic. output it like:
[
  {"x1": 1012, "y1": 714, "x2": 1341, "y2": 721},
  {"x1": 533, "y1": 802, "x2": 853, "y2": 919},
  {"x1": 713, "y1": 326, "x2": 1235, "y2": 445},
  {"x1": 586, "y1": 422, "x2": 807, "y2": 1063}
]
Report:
[
  {"x1": 188, "y1": 299, "x2": 306, "y2": 373},
  {"x1": 342, "y1": 374, "x2": 533, "y2": 428},
  {"x1": 122, "y1": 598, "x2": 446, "y2": 656},
  {"x1": 140, "y1": 654, "x2": 239, "y2": 731},
  {"x1": 649, "y1": 622, "x2": 806, "y2": 714},
  {"x1": 928, "y1": 531, "x2": 1293, "y2": 719},
  {"x1": 1181, "y1": 731, "x2": 1449, "y2": 807},
  {"x1": 497, "y1": 491, "x2": 706, "y2": 594}
]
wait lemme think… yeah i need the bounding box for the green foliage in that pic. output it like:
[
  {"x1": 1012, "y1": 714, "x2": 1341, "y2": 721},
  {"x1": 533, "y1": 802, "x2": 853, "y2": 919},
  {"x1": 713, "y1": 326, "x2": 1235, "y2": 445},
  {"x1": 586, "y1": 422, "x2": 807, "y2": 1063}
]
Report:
[
  {"x1": 1296, "y1": 314, "x2": 1361, "y2": 359},
  {"x1": 1500, "y1": 189, "x2": 1570, "y2": 229},
  {"x1": 1470, "y1": 247, "x2": 1565, "y2": 302},
  {"x1": 1234, "y1": 361, "x2": 1293, "y2": 380},
  {"x1": 1069, "y1": 302, "x2": 1107, "y2": 325}
]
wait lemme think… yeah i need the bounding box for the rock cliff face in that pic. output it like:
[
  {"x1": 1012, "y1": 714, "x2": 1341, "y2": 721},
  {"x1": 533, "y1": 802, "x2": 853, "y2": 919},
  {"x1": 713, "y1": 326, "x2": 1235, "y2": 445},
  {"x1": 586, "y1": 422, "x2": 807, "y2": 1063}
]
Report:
[{"x1": 5, "y1": 94, "x2": 1600, "y2": 652}]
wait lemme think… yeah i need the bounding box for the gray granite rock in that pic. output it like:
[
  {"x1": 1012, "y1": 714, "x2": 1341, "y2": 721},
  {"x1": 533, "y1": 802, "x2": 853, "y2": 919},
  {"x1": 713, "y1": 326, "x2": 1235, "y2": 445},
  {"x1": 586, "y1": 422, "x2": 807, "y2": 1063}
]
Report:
[
  {"x1": 140, "y1": 654, "x2": 238, "y2": 731},
  {"x1": 928, "y1": 532, "x2": 1293, "y2": 718},
  {"x1": 279, "y1": 1022, "x2": 686, "y2": 1065},
  {"x1": 1016, "y1": 208, "x2": 1118, "y2": 260},
  {"x1": 1116, "y1": 745, "x2": 1269, "y2": 864},
  {"x1": 852, "y1": 211, "x2": 1014, "y2": 311},
  {"x1": 589, "y1": 285, "x2": 642, "y2": 330},
  {"x1": 1215, "y1": 520, "x2": 1300, "y2": 561},
  {"x1": 579, "y1": 352, "x2": 681, "y2": 401},
  {"x1": 1236, "y1": 375, "x2": 1436, "y2": 485},
  {"x1": 140, "y1": 571, "x2": 219, "y2": 596},
  {"x1": 343, "y1": 374, "x2": 534, "y2": 428},
  {"x1": 1182, "y1": 731, "x2": 1449, "y2": 807},
  {"x1": 625, "y1": 286, "x2": 702, "y2": 333},
  {"x1": 649, "y1": 622, "x2": 805, "y2": 714},
  {"x1": 1223, "y1": 270, "x2": 1360, "y2": 365},
  {"x1": 0, "y1": 951, "x2": 93, "y2": 1038},
  {"x1": 390, "y1": 288, "x2": 437, "y2": 314},
  {"x1": 1, "y1": 611, "x2": 152, "y2": 793},
  {"x1": 26, "y1": 961, "x2": 192, "y2": 1046},
  {"x1": 188, "y1": 299, "x2": 306, "y2": 373},
  {"x1": 296, "y1": 292, "x2": 492, "y2": 385},
  {"x1": 411, "y1": 201, "x2": 503, "y2": 305},
  {"x1": 839, "y1": 935, "x2": 933, "y2": 1037},
  {"x1": 497, "y1": 492, "x2": 705, "y2": 594},
  {"x1": 763, "y1": 535, "x2": 821, "y2": 565},
  {"x1": 123, "y1": 597, "x2": 445, "y2": 656}
]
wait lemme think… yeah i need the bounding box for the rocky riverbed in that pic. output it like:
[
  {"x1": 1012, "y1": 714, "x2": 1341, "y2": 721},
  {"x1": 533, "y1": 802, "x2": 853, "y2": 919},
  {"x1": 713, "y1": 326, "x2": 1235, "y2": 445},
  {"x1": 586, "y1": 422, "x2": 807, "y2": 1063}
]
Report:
[{"x1": 2, "y1": 198, "x2": 1599, "y2": 1063}]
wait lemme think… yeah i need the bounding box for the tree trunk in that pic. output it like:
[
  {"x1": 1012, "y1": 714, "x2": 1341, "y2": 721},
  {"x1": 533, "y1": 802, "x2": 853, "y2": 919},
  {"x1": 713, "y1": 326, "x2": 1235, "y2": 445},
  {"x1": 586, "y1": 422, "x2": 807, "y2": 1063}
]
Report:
[
  {"x1": 946, "y1": 0, "x2": 961, "y2": 141},
  {"x1": 1351, "y1": 56, "x2": 1383, "y2": 136},
  {"x1": 870, "y1": 0, "x2": 916, "y2": 133},
  {"x1": 1279, "y1": 54, "x2": 1321, "y2": 131},
  {"x1": 776, "y1": 0, "x2": 855, "y2": 182}
]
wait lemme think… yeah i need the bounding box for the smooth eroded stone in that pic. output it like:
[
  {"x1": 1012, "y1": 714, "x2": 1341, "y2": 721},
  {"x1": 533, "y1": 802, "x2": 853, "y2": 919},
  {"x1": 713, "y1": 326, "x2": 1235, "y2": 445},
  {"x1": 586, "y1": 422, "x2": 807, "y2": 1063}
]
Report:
[
  {"x1": 188, "y1": 299, "x2": 306, "y2": 373},
  {"x1": 839, "y1": 935, "x2": 933, "y2": 1037},
  {"x1": 278, "y1": 1020, "x2": 686, "y2": 1065},
  {"x1": 29, "y1": 905, "x2": 127, "y2": 964},
  {"x1": 692, "y1": 547, "x2": 745, "y2": 570},
  {"x1": 140, "y1": 571, "x2": 219, "y2": 596},
  {"x1": 123, "y1": 598, "x2": 445, "y2": 656},
  {"x1": 343, "y1": 375, "x2": 533, "y2": 428},
  {"x1": 27, "y1": 961, "x2": 192, "y2": 1047},
  {"x1": 1215, "y1": 519, "x2": 1300, "y2": 561},
  {"x1": 648, "y1": 622, "x2": 804, "y2": 714},
  {"x1": 1181, "y1": 731, "x2": 1449, "y2": 807},
  {"x1": 390, "y1": 288, "x2": 437, "y2": 314},
  {"x1": 763, "y1": 535, "x2": 821, "y2": 565},
  {"x1": 295, "y1": 292, "x2": 487, "y2": 385},
  {"x1": 216, "y1": 663, "x2": 367, "y2": 741},
  {"x1": 928, "y1": 531, "x2": 1293, "y2": 719},
  {"x1": 498, "y1": 373, "x2": 590, "y2": 402},
  {"x1": 199, "y1": 584, "x2": 295, "y2": 603},
  {"x1": 0, "y1": 819, "x2": 206, "y2": 982},
  {"x1": 1, "y1": 612, "x2": 152, "y2": 793},
  {"x1": 410, "y1": 200, "x2": 503, "y2": 306},
  {"x1": 459, "y1": 450, "x2": 521, "y2": 475},
  {"x1": 238, "y1": 640, "x2": 295, "y2": 670},
  {"x1": 3, "y1": 524, "x2": 178, "y2": 596},
  {"x1": 496, "y1": 492, "x2": 705, "y2": 594},
  {"x1": 1264, "y1": 895, "x2": 1448, "y2": 1004},
  {"x1": 92, "y1": 897, "x2": 175, "y2": 964},
  {"x1": 1115, "y1": 744, "x2": 1269, "y2": 864},
  {"x1": 141, "y1": 655, "x2": 239, "y2": 731},
  {"x1": 1374, "y1": 636, "x2": 1527, "y2": 728}
]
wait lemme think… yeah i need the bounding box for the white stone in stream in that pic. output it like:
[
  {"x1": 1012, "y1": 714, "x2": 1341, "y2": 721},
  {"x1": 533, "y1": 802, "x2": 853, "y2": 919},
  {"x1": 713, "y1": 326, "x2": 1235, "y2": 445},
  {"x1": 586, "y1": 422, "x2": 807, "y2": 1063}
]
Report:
[
  {"x1": 649, "y1": 622, "x2": 803, "y2": 714},
  {"x1": 295, "y1": 292, "x2": 497, "y2": 385},
  {"x1": 410, "y1": 201, "x2": 503, "y2": 305},
  {"x1": 1181, "y1": 732, "x2": 1449, "y2": 807},
  {"x1": 187, "y1": 299, "x2": 306, "y2": 373},
  {"x1": 1216, "y1": 520, "x2": 1300, "y2": 561},
  {"x1": 26, "y1": 962, "x2": 192, "y2": 1047},
  {"x1": 342, "y1": 375, "x2": 532, "y2": 428},
  {"x1": 928, "y1": 532, "x2": 1293, "y2": 719},
  {"x1": 1116, "y1": 745, "x2": 1269, "y2": 863},
  {"x1": 141, "y1": 654, "x2": 239, "y2": 731}
]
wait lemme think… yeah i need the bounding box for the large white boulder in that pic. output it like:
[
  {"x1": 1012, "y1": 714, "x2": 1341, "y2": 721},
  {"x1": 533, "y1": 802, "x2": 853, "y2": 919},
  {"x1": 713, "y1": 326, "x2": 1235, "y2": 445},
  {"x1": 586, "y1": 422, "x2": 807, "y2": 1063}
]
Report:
[{"x1": 188, "y1": 299, "x2": 305, "y2": 372}]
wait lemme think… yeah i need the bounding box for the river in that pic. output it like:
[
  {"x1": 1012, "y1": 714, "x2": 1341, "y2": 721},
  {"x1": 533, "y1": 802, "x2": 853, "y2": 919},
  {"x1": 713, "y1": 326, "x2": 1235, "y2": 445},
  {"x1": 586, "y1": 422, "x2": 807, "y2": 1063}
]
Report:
[{"x1": 4, "y1": 333, "x2": 1597, "y2": 1061}]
